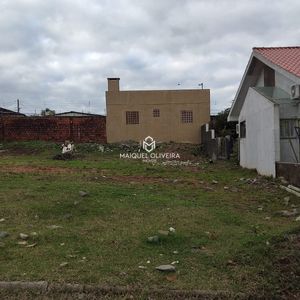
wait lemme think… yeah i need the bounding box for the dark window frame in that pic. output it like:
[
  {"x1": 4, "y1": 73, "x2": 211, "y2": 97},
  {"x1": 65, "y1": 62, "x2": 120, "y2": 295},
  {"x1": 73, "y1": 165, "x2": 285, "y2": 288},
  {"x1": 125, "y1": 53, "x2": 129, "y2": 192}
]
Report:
[
  {"x1": 153, "y1": 108, "x2": 160, "y2": 118},
  {"x1": 240, "y1": 120, "x2": 246, "y2": 138},
  {"x1": 264, "y1": 65, "x2": 275, "y2": 87},
  {"x1": 181, "y1": 110, "x2": 193, "y2": 123},
  {"x1": 280, "y1": 119, "x2": 300, "y2": 139},
  {"x1": 126, "y1": 111, "x2": 139, "y2": 125}
]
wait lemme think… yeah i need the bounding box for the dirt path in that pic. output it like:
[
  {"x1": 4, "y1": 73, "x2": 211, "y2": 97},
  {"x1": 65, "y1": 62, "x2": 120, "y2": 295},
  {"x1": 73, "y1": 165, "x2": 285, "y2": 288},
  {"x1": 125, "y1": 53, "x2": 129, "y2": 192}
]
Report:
[
  {"x1": 0, "y1": 165, "x2": 76, "y2": 174},
  {"x1": 0, "y1": 281, "x2": 237, "y2": 300},
  {"x1": 0, "y1": 164, "x2": 214, "y2": 189}
]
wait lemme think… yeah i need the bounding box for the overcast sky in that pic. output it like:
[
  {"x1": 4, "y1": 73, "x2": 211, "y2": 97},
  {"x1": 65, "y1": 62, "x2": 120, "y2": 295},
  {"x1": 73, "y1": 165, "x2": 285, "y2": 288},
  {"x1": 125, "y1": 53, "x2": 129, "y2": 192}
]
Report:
[{"x1": 0, "y1": 0, "x2": 299, "y2": 115}]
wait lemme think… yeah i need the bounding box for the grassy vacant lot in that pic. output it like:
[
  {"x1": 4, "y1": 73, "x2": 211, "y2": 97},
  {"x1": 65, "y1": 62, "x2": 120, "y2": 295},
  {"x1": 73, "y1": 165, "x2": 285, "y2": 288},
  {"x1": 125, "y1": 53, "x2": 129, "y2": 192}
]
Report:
[{"x1": 0, "y1": 141, "x2": 299, "y2": 298}]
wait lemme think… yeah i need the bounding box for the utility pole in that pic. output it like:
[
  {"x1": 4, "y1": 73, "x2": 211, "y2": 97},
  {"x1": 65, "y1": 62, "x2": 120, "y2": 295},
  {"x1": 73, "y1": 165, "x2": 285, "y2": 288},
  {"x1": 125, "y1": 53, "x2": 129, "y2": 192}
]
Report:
[{"x1": 17, "y1": 99, "x2": 20, "y2": 113}]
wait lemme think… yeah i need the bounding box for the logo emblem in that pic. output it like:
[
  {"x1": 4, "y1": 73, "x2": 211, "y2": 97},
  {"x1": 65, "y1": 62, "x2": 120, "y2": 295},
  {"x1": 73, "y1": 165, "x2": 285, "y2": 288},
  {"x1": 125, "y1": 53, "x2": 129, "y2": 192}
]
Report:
[{"x1": 143, "y1": 136, "x2": 156, "y2": 153}]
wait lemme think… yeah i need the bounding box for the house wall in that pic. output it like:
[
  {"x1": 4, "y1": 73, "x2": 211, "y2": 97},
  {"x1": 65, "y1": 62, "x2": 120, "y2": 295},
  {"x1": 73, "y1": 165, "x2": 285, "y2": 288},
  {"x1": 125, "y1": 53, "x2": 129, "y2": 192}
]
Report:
[
  {"x1": 275, "y1": 71, "x2": 295, "y2": 95},
  {"x1": 254, "y1": 68, "x2": 300, "y2": 163},
  {"x1": 0, "y1": 116, "x2": 106, "y2": 143},
  {"x1": 281, "y1": 138, "x2": 300, "y2": 162},
  {"x1": 106, "y1": 88, "x2": 210, "y2": 144},
  {"x1": 275, "y1": 71, "x2": 300, "y2": 162},
  {"x1": 279, "y1": 102, "x2": 300, "y2": 162},
  {"x1": 256, "y1": 69, "x2": 264, "y2": 86},
  {"x1": 255, "y1": 68, "x2": 296, "y2": 95},
  {"x1": 275, "y1": 70, "x2": 300, "y2": 162},
  {"x1": 239, "y1": 88, "x2": 279, "y2": 177}
]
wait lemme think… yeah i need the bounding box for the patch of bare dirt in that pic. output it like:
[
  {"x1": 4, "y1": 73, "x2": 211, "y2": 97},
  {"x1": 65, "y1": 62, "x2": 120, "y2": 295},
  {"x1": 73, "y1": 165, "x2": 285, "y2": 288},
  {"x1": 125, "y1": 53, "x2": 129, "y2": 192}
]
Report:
[
  {"x1": 0, "y1": 165, "x2": 77, "y2": 174},
  {"x1": 90, "y1": 174, "x2": 215, "y2": 190},
  {"x1": 0, "y1": 164, "x2": 216, "y2": 190},
  {"x1": 0, "y1": 148, "x2": 42, "y2": 155},
  {"x1": 271, "y1": 233, "x2": 300, "y2": 299},
  {"x1": 159, "y1": 143, "x2": 204, "y2": 162}
]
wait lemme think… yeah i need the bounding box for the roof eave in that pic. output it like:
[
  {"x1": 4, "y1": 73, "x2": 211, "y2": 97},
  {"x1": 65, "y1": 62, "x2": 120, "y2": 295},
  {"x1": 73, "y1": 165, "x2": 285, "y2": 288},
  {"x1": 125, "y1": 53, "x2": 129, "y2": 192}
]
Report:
[
  {"x1": 227, "y1": 52, "x2": 255, "y2": 122},
  {"x1": 253, "y1": 51, "x2": 300, "y2": 83},
  {"x1": 228, "y1": 49, "x2": 300, "y2": 122},
  {"x1": 227, "y1": 114, "x2": 238, "y2": 122}
]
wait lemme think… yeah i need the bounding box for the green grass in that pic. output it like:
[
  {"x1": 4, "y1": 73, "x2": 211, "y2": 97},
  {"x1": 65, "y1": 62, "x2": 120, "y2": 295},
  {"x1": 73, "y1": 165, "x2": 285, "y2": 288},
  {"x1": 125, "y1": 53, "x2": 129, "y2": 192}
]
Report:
[{"x1": 0, "y1": 141, "x2": 299, "y2": 297}]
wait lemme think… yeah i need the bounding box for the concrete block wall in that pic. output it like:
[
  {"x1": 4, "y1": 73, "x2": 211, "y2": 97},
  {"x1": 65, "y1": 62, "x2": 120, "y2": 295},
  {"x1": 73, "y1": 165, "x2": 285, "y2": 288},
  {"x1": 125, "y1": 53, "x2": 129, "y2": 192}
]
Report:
[
  {"x1": 201, "y1": 123, "x2": 230, "y2": 160},
  {"x1": 276, "y1": 162, "x2": 300, "y2": 187}
]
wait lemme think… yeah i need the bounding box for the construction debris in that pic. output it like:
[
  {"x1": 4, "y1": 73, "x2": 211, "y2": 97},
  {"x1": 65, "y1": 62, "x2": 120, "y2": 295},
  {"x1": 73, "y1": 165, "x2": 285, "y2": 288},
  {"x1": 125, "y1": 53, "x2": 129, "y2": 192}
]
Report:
[
  {"x1": 25, "y1": 243, "x2": 37, "y2": 248},
  {"x1": 62, "y1": 141, "x2": 74, "y2": 154},
  {"x1": 158, "y1": 230, "x2": 169, "y2": 236},
  {"x1": 288, "y1": 185, "x2": 300, "y2": 193},
  {"x1": 47, "y1": 225, "x2": 63, "y2": 230},
  {"x1": 280, "y1": 185, "x2": 300, "y2": 197},
  {"x1": 277, "y1": 209, "x2": 298, "y2": 217},
  {"x1": 0, "y1": 231, "x2": 9, "y2": 239},
  {"x1": 138, "y1": 266, "x2": 147, "y2": 269},
  {"x1": 59, "y1": 262, "x2": 69, "y2": 268},
  {"x1": 169, "y1": 227, "x2": 176, "y2": 233},
  {"x1": 226, "y1": 260, "x2": 237, "y2": 266},
  {"x1": 17, "y1": 241, "x2": 28, "y2": 246},
  {"x1": 79, "y1": 191, "x2": 89, "y2": 197},
  {"x1": 19, "y1": 233, "x2": 29, "y2": 240},
  {"x1": 283, "y1": 196, "x2": 290, "y2": 206},
  {"x1": 155, "y1": 265, "x2": 176, "y2": 272},
  {"x1": 147, "y1": 236, "x2": 160, "y2": 243}
]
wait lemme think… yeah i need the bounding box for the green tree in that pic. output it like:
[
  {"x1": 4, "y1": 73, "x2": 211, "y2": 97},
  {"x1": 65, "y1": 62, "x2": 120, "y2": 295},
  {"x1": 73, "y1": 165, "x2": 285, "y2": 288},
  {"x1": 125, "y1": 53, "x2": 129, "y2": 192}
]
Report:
[
  {"x1": 213, "y1": 108, "x2": 237, "y2": 137},
  {"x1": 41, "y1": 108, "x2": 55, "y2": 116}
]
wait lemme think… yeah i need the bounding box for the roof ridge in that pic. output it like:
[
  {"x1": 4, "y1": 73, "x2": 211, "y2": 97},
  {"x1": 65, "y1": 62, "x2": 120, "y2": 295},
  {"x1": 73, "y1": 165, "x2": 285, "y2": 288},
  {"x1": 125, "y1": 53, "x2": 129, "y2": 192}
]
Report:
[{"x1": 253, "y1": 46, "x2": 300, "y2": 50}]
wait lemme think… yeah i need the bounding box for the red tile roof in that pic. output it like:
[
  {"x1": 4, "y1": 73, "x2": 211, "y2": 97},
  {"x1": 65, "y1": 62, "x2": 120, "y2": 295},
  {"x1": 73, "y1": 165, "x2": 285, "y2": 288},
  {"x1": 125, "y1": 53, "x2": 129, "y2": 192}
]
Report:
[{"x1": 253, "y1": 47, "x2": 300, "y2": 77}]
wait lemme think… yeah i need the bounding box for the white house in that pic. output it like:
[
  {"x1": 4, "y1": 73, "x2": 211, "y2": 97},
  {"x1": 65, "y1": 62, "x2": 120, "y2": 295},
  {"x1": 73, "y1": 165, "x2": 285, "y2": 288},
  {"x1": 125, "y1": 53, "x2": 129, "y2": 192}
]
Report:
[{"x1": 228, "y1": 47, "x2": 300, "y2": 177}]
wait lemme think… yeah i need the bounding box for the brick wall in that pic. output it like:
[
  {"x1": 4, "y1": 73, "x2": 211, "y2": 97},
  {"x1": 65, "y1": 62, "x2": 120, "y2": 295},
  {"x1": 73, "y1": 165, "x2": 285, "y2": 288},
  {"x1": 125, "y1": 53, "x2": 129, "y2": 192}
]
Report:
[{"x1": 0, "y1": 115, "x2": 106, "y2": 143}]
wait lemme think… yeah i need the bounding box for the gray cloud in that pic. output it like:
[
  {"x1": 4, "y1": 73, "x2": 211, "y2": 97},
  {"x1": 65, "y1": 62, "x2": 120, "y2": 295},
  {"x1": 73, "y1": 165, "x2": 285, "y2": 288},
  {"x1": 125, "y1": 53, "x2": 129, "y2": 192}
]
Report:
[{"x1": 0, "y1": 0, "x2": 299, "y2": 115}]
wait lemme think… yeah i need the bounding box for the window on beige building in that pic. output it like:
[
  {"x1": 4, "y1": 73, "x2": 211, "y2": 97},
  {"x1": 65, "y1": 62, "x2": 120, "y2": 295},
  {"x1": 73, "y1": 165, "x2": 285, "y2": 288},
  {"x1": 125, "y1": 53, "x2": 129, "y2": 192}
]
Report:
[
  {"x1": 126, "y1": 111, "x2": 139, "y2": 124},
  {"x1": 181, "y1": 110, "x2": 193, "y2": 123},
  {"x1": 153, "y1": 108, "x2": 160, "y2": 117}
]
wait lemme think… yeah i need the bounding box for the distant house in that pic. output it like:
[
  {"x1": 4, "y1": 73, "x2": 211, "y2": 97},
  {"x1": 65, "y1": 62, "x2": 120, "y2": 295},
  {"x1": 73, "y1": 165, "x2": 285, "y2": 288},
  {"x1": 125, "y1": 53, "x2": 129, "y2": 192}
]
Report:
[
  {"x1": 105, "y1": 78, "x2": 210, "y2": 144},
  {"x1": 228, "y1": 47, "x2": 300, "y2": 176},
  {"x1": 0, "y1": 107, "x2": 25, "y2": 117},
  {"x1": 55, "y1": 111, "x2": 105, "y2": 117}
]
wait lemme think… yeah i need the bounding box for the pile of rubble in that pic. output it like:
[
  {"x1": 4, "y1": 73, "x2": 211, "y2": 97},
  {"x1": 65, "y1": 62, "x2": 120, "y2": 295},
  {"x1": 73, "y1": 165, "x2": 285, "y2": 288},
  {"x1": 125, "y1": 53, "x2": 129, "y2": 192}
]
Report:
[{"x1": 142, "y1": 159, "x2": 200, "y2": 167}]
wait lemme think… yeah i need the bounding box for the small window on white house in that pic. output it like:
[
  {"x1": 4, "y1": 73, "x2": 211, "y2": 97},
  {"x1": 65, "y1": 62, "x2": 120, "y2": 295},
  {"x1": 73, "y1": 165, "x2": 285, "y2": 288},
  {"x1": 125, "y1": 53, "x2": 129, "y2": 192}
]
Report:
[
  {"x1": 280, "y1": 119, "x2": 300, "y2": 138},
  {"x1": 240, "y1": 121, "x2": 246, "y2": 138}
]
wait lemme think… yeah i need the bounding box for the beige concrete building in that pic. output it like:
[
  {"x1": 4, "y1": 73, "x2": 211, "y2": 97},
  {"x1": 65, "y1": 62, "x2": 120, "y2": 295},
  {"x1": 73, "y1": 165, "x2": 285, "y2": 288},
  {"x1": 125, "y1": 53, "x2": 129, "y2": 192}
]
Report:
[{"x1": 105, "y1": 78, "x2": 210, "y2": 144}]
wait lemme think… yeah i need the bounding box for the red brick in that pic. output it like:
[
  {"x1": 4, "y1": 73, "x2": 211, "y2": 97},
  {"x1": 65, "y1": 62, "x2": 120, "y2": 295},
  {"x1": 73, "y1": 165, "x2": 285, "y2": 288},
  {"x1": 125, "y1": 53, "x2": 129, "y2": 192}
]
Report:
[{"x1": 0, "y1": 116, "x2": 106, "y2": 143}]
